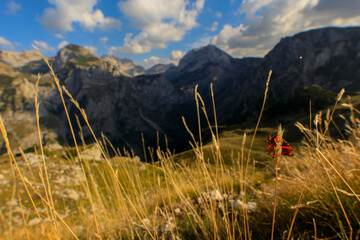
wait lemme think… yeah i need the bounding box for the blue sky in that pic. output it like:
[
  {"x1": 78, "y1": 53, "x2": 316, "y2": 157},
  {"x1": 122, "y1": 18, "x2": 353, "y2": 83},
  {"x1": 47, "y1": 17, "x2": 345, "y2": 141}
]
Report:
[{"x1": 1, "y1": 0, "x2": 360, "y2": 68}]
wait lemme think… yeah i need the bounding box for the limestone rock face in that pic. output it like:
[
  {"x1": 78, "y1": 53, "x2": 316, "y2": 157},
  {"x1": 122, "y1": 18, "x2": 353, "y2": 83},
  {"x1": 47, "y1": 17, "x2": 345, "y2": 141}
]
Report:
[
  {"x1": 41, "y1": 61, "x2": 183, "y2": 156},
  {"x1": 229, "y1": 27, "x2": 360, "y2": 122},
  {"x1": 101, "y1": 55, "x2": 145, "y2": 76},
  {"x1": 53, "y1": 44, "x2": 100, "y2": 72},
  {"x1": 0, "y1": 50, "x2": 42, "y2": 68}
]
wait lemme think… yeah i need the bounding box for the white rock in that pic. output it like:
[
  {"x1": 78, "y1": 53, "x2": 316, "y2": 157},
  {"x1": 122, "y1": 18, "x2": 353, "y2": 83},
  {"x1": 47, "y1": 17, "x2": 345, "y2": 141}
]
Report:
[
  {"x1": 210, "y1": 190, "x2": 223, "y2": 201},
  {"x1": 28, "y1": 218, "x2": 42, "y2": 226},
  {"x1": 6, "y1": 199, "x2": 18, "y2": 207},
  {"x1": 139, "y1": 164, "x2": 146, "y2": 171},
  {"x1": 54, "y1": 189, "x2": 80, "y2": 201},
  {"x1": 233, "y1": 199, "x2": 257, "y2": 212},
  {"x1": 142, "y1": 218, "x2": 151, "y2": 227},
  {"x1": 174, "y1": 208, "x2": 181, "y2": 215}
]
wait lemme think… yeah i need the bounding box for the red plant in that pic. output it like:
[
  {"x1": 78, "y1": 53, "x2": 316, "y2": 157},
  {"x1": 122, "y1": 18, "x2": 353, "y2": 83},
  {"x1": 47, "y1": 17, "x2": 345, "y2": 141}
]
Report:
[{"x1": 266, "y1": 132, "x2": 294, "y2": 158}]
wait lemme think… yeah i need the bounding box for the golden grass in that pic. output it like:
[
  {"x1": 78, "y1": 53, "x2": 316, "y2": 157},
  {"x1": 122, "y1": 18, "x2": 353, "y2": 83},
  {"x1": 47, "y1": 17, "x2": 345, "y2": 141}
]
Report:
[{"x1": 0, "y1": 52, "x2": 359, "y2": 240}]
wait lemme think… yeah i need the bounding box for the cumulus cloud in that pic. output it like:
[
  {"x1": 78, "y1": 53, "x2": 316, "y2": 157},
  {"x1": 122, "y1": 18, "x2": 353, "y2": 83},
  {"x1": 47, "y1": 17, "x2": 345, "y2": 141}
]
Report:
[
  {"x1": 32, "y1": 40, "x2": 55, "y2": 53},
  {"x1": 109, "y1": 0, "x2": 204, "y2": 55},
  {"x1": 54, "y1": 33, "x2": 65, "y2": 39},
  {"x1": 215, "y1": 11, "x2": 222, "y2": 18},
  {"x1": 207, "y1": 21, "x2": 219, "y2": 31},
  {"x1": 40, "y1": 0, "x2": 121, "y2": 32},
  {"x1": 142, "y1": 49, "x2": 186, "y2": 68},
  {"x1": 0, "y1": 36, "x2": 14, "y2": 49},
  {"x1": 211, "y1": 0, "x2": 360, "y2": 58},
  {"x1": 5, "y1": 0, "x2": 21, "y2": 14},
  {"x1": 57, "y1": 40, "x2": 68, "y2": 49},
  {"x1": 100, "y1": 37, "x2": 108, "y2": 44}
]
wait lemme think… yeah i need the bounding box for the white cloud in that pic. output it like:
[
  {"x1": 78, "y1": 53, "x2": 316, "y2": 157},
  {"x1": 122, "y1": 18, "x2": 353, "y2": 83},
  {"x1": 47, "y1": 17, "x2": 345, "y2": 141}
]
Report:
[
  {"x1": 40, "y1": 0, "x2": 121, "y2": 32},
  {"x1": 54, "y1": 33, "x2": 65, "y2": 39},
  {"x1": 142, "y1": 49, "x2": 186, "y2": 68},
  {"x1": 171, "y1": 50, "x2": 186, "y2": 61},
  {"x1": 6, "y1": 0, "x2": 21, "y2": 14},
  {"x1": 100, "y1": 36, "x2": 108, "y2": 47},
  {"x1": 57, "y1": 40, "x2": 68, "y2": 49},
  {"x1": 109, "y1": 0, "x2": 204, "y2": 55},
  {"x1": 207, "y1": 21, "x2": 218, "y2": 31},
  {"x1": 211, "y1": 0, "x2": 360, "y2": 58},
  {"x1": 0, "y1": 36, "x2": 14, "y2": 49},
  {"x1": 215, "y1": 11, "x2": 222, "y2": 18},
  {"x1": 32, "y1": 40, "x2": 55, "y2": 53},
  {"x1": 84, "y1": 45, "x2": 97, "y2": 54},
  {"x1": 100, "y1": 37, "x2": 108, "y2": 44}
]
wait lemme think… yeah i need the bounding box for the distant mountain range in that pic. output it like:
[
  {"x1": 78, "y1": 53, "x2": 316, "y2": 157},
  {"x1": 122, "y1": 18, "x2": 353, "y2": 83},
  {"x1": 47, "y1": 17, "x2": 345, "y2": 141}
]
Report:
[{"x1": 0, "y1": 27, "x2": 359, "y2": 158}]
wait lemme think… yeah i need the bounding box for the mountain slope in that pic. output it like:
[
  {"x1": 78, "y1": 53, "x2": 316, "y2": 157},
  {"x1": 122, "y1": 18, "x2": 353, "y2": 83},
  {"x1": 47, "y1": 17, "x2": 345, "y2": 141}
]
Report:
[{"x1": 1, "y1": 27, "x2": 360, "y2": 159}]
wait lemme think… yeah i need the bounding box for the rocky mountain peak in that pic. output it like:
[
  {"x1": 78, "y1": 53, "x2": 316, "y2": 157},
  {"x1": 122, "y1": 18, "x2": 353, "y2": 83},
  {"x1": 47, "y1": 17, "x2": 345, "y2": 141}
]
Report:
[
  {"x1": 53, "y1": 44, "x2": 100, "y2": 71},
  {"x1": 177, "y1": 45, "x2": 233, "y2": 72},
  {"x1": 0, "y1": 50, "x2": 42, "y2": 68},
  {"x1": 101, "y1": 55, "x2": 145, "y2": 77}
]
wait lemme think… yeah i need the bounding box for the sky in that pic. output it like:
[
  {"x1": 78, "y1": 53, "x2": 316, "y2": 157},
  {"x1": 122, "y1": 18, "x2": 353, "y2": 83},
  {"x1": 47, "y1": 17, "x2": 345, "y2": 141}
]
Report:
[{"x1": 1, "y1": 0, "x2": 360, "y2": 69}]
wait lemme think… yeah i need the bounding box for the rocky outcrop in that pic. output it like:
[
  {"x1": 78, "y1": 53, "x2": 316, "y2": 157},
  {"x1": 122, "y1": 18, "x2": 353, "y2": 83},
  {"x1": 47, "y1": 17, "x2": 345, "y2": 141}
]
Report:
[
  {"x1": 101, "y1": 55, "x2": 145, "y2": 76},
  {"x1": 53, "y1": 44, "x2": 100, "y2": 72},
  {"x1": 0, "y1": 50, "x2": 42, "y2": 68}
]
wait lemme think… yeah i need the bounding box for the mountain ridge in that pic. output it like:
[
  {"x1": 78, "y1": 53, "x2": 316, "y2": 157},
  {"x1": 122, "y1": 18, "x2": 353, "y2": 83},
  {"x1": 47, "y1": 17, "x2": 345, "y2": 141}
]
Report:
[{"x1": 1, "y1": 26, "x2": 360, "y2": 158}]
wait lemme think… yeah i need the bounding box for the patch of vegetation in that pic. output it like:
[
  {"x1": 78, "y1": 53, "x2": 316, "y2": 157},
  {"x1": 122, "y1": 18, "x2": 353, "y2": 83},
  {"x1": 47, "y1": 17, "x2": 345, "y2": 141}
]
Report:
[
  {"x1": 70, "y1": 55, "x2": 100, "y2": 67},
  {"x1": 64, "y1": 44, "x2": 83, "y2": 52}
]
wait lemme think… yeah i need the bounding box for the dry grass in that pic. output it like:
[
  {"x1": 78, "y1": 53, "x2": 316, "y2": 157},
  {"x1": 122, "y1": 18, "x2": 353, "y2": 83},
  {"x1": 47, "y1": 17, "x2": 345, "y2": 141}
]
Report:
[{"x1": 0, "y1": 53, "x2": 359, "y2": 240}]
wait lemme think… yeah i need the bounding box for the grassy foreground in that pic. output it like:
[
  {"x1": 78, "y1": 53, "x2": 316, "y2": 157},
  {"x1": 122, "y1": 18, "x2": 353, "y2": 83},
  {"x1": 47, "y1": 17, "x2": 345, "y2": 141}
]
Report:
[{"x1": 0, "y1": 57, "x2": 359, "y2": 240}]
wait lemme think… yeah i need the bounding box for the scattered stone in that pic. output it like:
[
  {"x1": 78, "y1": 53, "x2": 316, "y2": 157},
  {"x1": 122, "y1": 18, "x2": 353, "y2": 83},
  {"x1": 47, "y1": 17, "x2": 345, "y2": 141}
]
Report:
[
  {"x1": 210, "y1": 190, "x2": 223, "y2": 201},
  {"x1": 174, "y1": 208, "x2": 181, "y2": 215},
  {"x1": 164, "y1": 217, "x2": 175, "y2": 232},
  {"x1": 233, "y1": 199, "x2": 243, "y2": 209},
  {"x1": 232, "y1": 199, "x2": 257, "y2": 212},
  {"x1": 28, "y1": 218, "x2": 42, "y2": 226},
  {"x1": 222, "y1": 193, "x2": 229, "y2": 200},
  {"x1": 139, "y1": 164, "x2": 146, "y2": 171},
  {"x1": 54, "y1": 189, "x2": 80, "y2": 201},
  {"x1": 246, "y1": 202, "x2": 257, "y2": 212},
  {"x1": 142, "y1": 218, "x2": 151, "y2": 227},
  {"x1": 78, "y1": 145, "x2": 102, "y2": 161},
  {"x1": 6, "y1": 199, "x2": 18, "y2": 207},
  {"x1": 24, "y1": 153, "x2": 42, "y2": 165},
  {"x1": 72, "y1": 225, "x2": 85, "y2": 236}
]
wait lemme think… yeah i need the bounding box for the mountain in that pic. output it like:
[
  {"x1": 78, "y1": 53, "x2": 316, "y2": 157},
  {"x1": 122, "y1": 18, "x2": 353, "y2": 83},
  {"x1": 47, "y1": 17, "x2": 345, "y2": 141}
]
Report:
[
  {"x1": 101, "y1": 55, "x2": 146, "y2": 77},
  {"x1": 224, "y1": 27, "x2": 360, "y2": 123},
  {"x1": 146, "y1": 63, "x2": 175, "y2": 75},
  {"x1": 53, "y1": 44, "x2": 101, "y2": 72},
  {"x1": 0, "y1": 50, "x2": 42, "y2": 68},
  {"x1": 1, "y1": 27, "x2": 360, "y2": 159}
]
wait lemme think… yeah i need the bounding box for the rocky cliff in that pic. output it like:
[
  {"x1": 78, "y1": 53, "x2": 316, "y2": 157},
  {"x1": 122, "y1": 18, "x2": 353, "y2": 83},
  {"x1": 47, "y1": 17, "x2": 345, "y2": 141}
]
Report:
[{"x1": 101, "y1": 55, "x2": 146, "y2": 77}]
